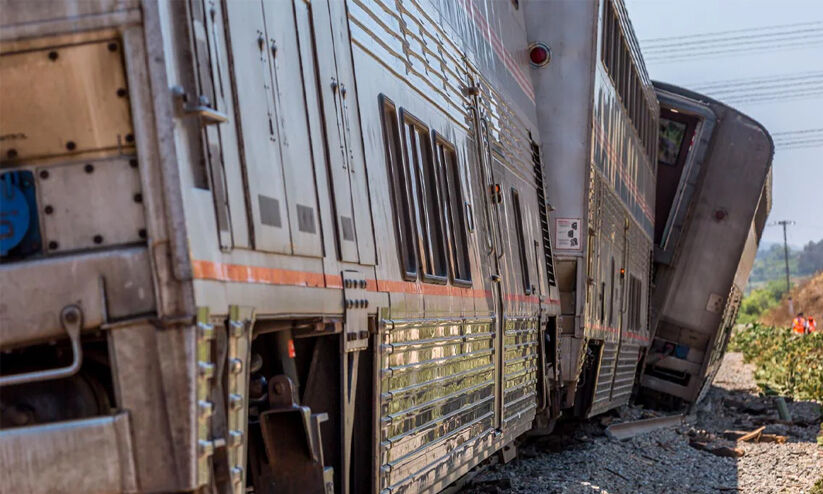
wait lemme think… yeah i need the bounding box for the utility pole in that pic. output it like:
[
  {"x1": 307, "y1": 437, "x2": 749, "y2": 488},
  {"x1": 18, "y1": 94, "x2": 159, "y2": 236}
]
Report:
[{"x1": 774, "y1": 220, "x2": 796, "y2": 314}]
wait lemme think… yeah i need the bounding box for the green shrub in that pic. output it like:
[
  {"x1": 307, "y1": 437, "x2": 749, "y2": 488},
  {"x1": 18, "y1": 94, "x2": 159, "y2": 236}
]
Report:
[
  {"x1": 737, "y1": 280, "x2": 788, "y2": 324},
  {"x1": 730, "y1": 324, "x2": 823, "y2": 402}
]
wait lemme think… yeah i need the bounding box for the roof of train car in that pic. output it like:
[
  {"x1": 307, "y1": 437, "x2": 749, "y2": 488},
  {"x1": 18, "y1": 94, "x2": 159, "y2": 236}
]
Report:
[{"x1": 652, "y1": 80, "x2": 776, "y2": 156}]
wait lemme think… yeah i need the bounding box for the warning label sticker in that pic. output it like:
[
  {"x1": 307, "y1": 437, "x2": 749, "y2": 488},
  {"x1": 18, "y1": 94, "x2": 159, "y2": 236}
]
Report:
[{"x1": 556, "y1": 218, "x2": 582, "y2": 250}]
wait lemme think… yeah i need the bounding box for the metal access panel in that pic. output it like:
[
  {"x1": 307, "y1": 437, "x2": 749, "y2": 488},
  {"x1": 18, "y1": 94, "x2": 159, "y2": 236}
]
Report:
[
  {"x1": 224, "y1": 0, "x2": 291, "y2": 254},
  {"x1": 306, "y1": 0, "x2": 375, "y2": 265},
  {"x1": 0, "y1": 39, "x2": 133, "y2": 161},
  {"x1": 262, "y1": 0, "x2": 322, "y2": 257},
  {"x1": 37, "y1": 157, "x2": 146, "y2": 253}
]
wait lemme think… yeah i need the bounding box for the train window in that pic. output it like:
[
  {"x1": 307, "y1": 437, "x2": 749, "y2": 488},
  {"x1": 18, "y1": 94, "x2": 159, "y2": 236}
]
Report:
[
  {"x1": 601, "y1": 2, "x2": 611, "y2": 65},
  {"x1": 401, "y1": 110, "x2": 448, "y2": 283},
  {"x1": 599, "y1": 281, "x2": 606, "y2": 323},
  {"x1": 601, "y1": 0, "x2": 656, "y2": 165},
  {"x1": 610, "y1": 11, "x2": 619, "y2": 79},
  {"x1": 510, "y1": 188, "x2": 531, "y2": 294},
  {"x1": 658, "y1": 117, "x2": 688, "y2": 166},
  {"x1": 627, "y1": 275, "x2": 642, "y2": 331},
  {"x1": 434, "y1": 134, "x2": 471, "y2": 285},
  {"x1": 380, "y1": 96, "x2": 418, "y2": 280},
  {"x1": 609, "y1": 257, "x2": 616, "y2": 327}
]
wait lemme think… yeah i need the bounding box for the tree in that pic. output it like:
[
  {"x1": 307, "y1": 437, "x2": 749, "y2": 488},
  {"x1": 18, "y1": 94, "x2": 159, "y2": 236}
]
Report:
[{"x1": 798, "y1": 239, "x2": 823, "y2": 276}]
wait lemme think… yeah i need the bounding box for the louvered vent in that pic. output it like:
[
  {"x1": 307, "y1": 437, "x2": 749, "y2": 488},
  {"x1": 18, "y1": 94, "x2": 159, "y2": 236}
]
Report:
[{"x1": 531, "y1": 139, "x2": 556, "y2": 286}]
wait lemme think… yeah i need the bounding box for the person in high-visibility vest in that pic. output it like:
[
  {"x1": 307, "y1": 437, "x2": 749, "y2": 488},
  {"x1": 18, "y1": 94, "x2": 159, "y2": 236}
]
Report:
[
  {"x1": 792, "y1": 313, "x2": 807, "y2": 334},
  {"x1": 808, "y1": 316, "x2": 817, "y2": 333}
]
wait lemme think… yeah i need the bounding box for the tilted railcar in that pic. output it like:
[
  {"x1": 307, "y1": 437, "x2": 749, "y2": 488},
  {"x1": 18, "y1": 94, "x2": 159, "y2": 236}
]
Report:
[{"x1": 641, "y1": 82, "x2": 773, "y2": 405}]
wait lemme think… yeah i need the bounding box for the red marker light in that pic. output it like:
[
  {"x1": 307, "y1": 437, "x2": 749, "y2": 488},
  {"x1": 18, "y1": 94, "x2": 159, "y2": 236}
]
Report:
[
  {"x1": 528, "y1": 42, "x2": 551, "y2": 68},
  {"x1": 288, "y1": 339, "x2": 296, "y2": 358}
]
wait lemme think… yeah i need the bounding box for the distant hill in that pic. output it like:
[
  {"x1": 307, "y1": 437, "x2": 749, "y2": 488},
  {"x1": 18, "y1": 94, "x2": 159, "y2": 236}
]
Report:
[
  {"x1": 750, "y1": 239, "x2": 823, "y2": 286},
  {"x1": 761, "y1": 271, "x2": 823, "y2": 326}
]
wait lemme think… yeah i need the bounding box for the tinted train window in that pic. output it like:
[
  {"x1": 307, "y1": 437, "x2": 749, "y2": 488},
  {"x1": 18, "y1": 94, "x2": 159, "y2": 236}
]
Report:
[
  {"x1": 627, "y1": 274, "x2": 642, "y2": 331},
  {"x1": 609, "y1": 257, "x2": 616, "y2": 327},
  {"x1": 380, "y1": 96, "x2": 417, "y2": 280},
  {"x1": 401, "y1": 110, "x2": 448, "y2": 283},
  {"x1": 511, "y1": 188, "x2": 531, "y2": 294},
  {"x1": 435, "y1": 135, "x2": 471, "y2": 285},
  {"x1": 658, "y1": 118, "x2": 687, "y2": 166},
  {"x1": 601, "y1": 0, "x2": 656, "y2": 163}
]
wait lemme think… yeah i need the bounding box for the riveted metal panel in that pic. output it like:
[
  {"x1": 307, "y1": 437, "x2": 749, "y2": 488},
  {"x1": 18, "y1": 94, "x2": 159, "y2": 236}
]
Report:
[
  {"x1": 37, "y1": 157, "x2": 145, "y2": 253},
  {"x1": 0, "y1": 39, "x2": 133, "y2": 162}
]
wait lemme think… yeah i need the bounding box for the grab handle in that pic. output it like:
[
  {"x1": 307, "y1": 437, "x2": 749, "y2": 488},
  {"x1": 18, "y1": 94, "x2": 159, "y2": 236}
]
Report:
[{"x1": 0, "y1": 305, "x2": 83, "y2": 387}]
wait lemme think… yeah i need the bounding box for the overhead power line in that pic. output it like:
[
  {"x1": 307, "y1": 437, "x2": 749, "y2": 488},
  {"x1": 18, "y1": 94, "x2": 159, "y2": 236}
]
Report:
[
  {"x1": 723, "y1": 88, "x2": 823, "y2": 104},
  {"x1": 774, "y1": 137, "x2": 823, "y2": 146},
  {"x1": 688, "y1": 71, "x2": 823, "y2": 91},
  {"x1": 641, "y1": 21, "x2": 823, "y2": 45},
  {"x1": 772, "y1": 128, "x2": 823, "y2": 137},
  {"x1": 696, "y1": 75, "x2": 823, "y2": 94},
  {"x1": 709, "y1": 80, "x2": 823, "y2": 98},
  {"x1": 645, "y1": 39, "x2": 823, "y2": 63},
  {"x1": 776, "y1": 141, "x2": 823, "y2": 151},
  {"x1": 643, "y1": 29, "x2": 823, "y2": 54}
]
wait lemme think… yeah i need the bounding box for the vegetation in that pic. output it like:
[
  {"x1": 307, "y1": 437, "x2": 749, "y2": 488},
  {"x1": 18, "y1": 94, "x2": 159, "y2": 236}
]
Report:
[
  {"x1": 811, "y1": 475, "x2": 823, "y2": 494},
  {"x1": 749, "y1": 239, "x2": 823, "y2": 287},
  {"x1": 729, "y1": 324, "x2": 823, "y2": 403},
  {"x1": 737, "y1": 279, "x2": 787, "y2": 325}
]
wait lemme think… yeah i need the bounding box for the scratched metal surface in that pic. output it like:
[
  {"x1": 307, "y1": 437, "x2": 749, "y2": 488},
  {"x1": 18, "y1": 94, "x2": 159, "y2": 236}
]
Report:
[
  {"x1": 590, "y1": 341, "x2": 617, "y2": 415},
  {"x1": 378, "y1": 314, "x2": 539, "y2": 493},
  {"x1": 501, "y1": 316, "x2": 539, "y2": 428},
  {"x1": 378, "y1": 316, "x2": 496, "y2": 492}
]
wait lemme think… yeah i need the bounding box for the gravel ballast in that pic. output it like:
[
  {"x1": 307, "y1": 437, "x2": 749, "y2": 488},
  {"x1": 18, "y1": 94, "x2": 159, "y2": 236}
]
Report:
[{"x1": 464, "y1": 352, "x2": 823, "y2": 493}]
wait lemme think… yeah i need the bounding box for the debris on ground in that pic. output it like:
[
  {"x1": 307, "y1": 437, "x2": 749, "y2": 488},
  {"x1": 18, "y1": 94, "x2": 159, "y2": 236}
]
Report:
[{"x1": 463, "y1": 352, "x2": 822, "y2": 493}]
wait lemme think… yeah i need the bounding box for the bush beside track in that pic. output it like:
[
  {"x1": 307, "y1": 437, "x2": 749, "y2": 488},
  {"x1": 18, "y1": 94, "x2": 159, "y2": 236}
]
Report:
[{"x1": 730, "y1": 324, "x2": 823, "y2": 403}]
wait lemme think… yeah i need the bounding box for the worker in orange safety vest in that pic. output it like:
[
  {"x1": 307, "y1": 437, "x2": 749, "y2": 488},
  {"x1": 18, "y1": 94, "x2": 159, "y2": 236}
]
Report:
[
  {"x1": 808, "y1": 316, "x2": 817, "y2": 333},
  {"x1": 792, "y1": 313, "x2": 807, "y2": 334}
]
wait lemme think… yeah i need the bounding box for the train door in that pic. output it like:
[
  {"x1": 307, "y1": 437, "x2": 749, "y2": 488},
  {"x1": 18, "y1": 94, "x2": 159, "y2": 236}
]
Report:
[
  {"x1": 609, "y1": 217, "x2": 630, "y2": 400},
  {"x1": 467, "y1": 81, "x2": 506, "y2": 430},
  {"x1": 299, "y1": 0, "x2": 375, "y2": 264}
]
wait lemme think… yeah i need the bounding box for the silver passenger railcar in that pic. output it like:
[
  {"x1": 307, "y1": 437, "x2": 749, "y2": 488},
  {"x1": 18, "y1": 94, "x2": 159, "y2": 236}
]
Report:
[
  {"x1": 0, "y1": 0, "x2": 561, "y2": 493},
  {"x1": 525, "y1": 0, "x2": 659, "y2": 417},
  {"x1": 642, "y1": 82, "x2": 773, "y2": 405}
]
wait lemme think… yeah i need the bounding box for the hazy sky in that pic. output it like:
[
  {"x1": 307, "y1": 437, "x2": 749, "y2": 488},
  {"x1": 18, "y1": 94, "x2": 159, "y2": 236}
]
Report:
[{"x1": 625, "y1": 0, "x2": 823, "y2": 248}]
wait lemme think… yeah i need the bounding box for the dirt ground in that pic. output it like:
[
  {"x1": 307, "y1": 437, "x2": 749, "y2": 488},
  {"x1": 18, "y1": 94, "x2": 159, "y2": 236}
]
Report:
[
  {"x1": 763, "y1": 272, "x2": 823, "y2": 327},
  {"x1": 464, "y1": 352, "x2": 823, "y2": 494}
]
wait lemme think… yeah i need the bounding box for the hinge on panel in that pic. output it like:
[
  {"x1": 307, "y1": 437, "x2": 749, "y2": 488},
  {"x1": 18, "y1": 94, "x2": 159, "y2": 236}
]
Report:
[{"x1": 342, "y1": 270, "x2": 369, "y2": 352}]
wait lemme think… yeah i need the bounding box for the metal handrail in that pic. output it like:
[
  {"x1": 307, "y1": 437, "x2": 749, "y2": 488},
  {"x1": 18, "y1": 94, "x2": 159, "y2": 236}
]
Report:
[{"x1": 0, "y1": 305, "x2": 83, "y2": 387}]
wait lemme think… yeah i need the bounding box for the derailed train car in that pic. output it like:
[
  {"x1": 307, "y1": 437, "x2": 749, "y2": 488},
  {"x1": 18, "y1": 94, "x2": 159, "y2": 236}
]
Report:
[
  {"x1": 525, "y1": 0, "x2": 659, "y2": 418},
  {"x1": 641, "y1": 82, "x2": 773, "y2": 405},
  {"x1": 0, "y1": 1, "x2": 768, "y2": 494}
]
